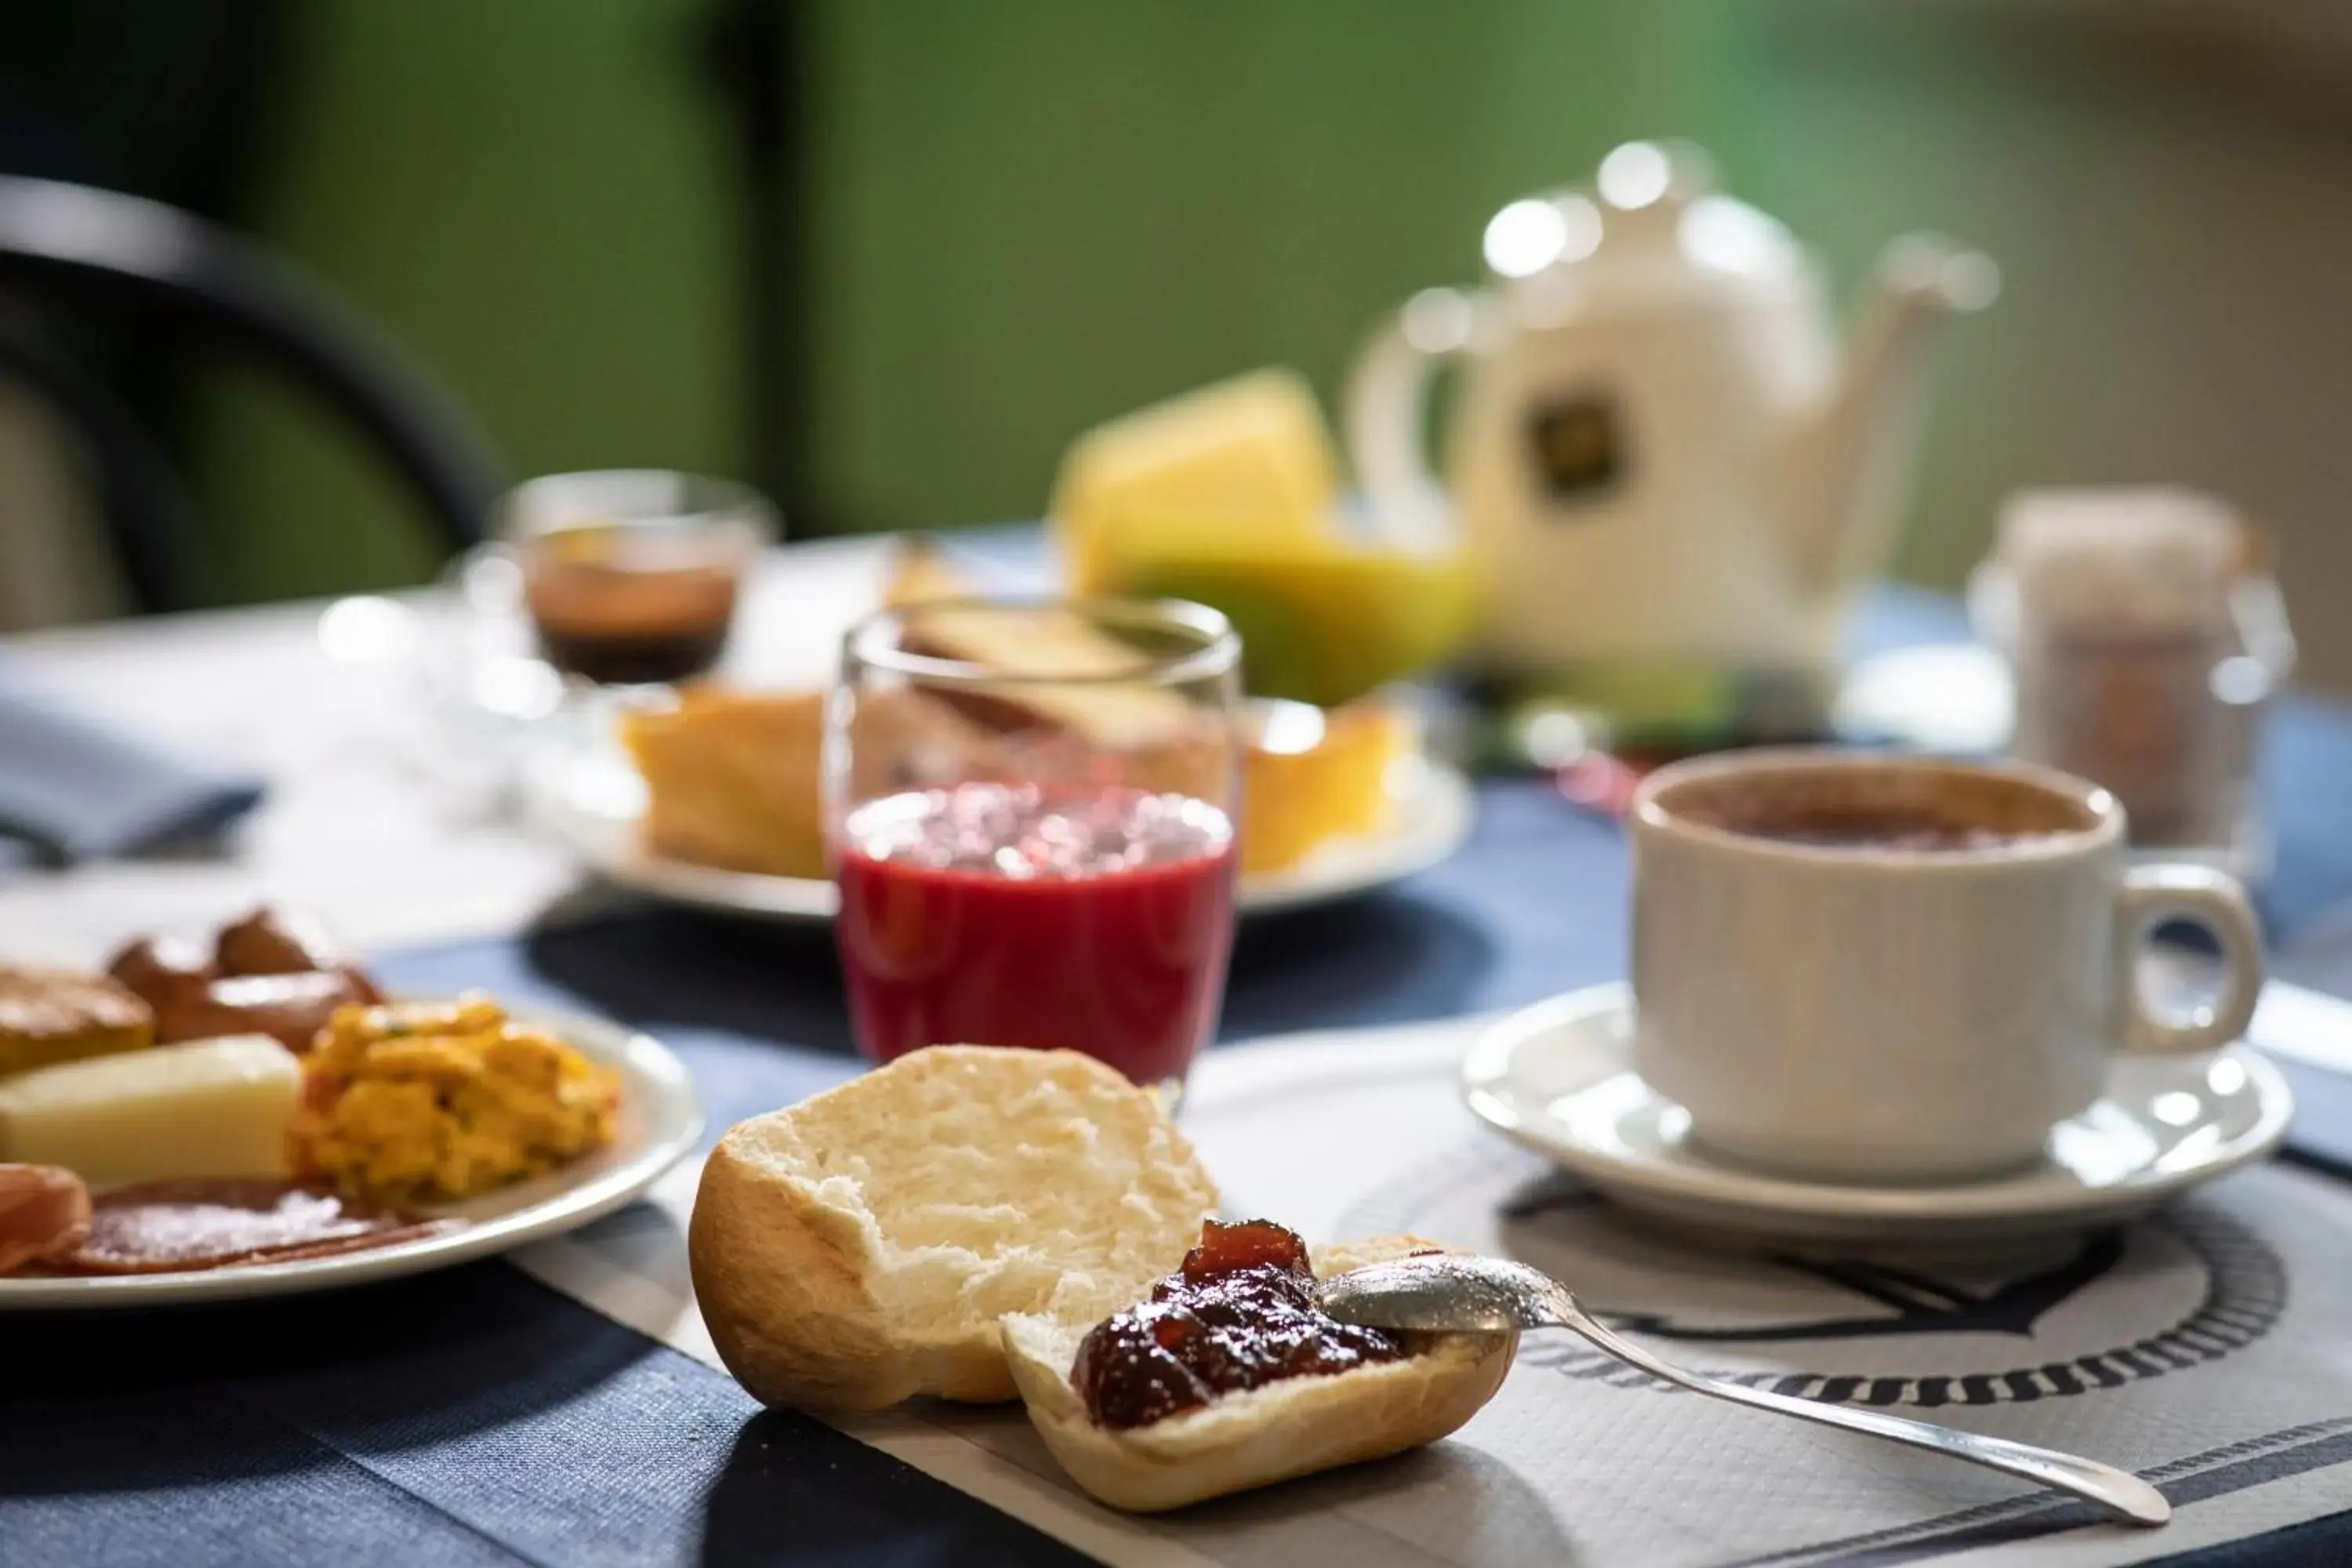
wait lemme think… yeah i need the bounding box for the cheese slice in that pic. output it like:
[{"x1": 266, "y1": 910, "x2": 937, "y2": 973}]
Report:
[{"x1": 0, "y1": 1035, "x2": 299, "y2": 1185}]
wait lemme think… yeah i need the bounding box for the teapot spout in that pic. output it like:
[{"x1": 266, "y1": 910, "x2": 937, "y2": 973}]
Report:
[{"x1": 1780, "y1": 236, "x2": 1997, "y2": 599}]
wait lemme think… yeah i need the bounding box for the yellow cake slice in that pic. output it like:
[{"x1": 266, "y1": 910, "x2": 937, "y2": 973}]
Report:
[
  {"x1": 1239, "y1": 699, "x2": 1416, "y2": 876},
  {"x1": 621, "y1": 688, "x2": 829, "y2": 880}
]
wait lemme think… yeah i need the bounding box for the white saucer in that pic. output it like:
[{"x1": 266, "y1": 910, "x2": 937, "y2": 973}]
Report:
[
  {"x1": 1461, "y1": 983, "x2": 2293, "y2": 1244},
  {"x1": 521, "y1": 724, "x2": 1475, "y2": 924}
]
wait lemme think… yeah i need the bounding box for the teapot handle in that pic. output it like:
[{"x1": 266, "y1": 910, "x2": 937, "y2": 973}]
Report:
[{"x1": 1343, "y1": 288, "x2": 1491, "y2": 548}]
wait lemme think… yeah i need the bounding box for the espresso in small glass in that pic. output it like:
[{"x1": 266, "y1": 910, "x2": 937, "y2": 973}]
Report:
[
  {"x1": 523, "y1": 528, "x2": 742, "y2": 685},
  {"x1": 497, "y1": 471, "x2": 771, "y2": 687}
]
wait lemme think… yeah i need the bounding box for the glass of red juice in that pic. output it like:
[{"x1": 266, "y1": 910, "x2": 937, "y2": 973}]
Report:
[{"x1": 826, "y1": 596, "x2": 1243, "y2": 1102}]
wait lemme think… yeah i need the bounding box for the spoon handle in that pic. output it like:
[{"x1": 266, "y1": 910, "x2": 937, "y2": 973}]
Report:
[{"x1": 1558, "y1": 1304, "x2": 2169, "y2": 1527}]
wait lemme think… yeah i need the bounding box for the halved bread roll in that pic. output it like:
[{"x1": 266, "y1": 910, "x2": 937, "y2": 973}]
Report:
[
  {"x1": 689, "y1": 1046, "x2": 1218, "y2": 1411},
  {"x1": 690, "y1": 1046, "x2": 1518, "y2": 1510},
  {"x1": 1001, "y1": 1235, "x2": 1519, "y2": 1512}
]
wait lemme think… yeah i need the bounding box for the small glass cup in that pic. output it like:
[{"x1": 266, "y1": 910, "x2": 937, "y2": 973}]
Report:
[
  {"x1": 495, "y1": 470, "x2": 774, "y2": 687},
  {"x1": 826, "y1": 597, "x2": 1243, "y2": 1101}
]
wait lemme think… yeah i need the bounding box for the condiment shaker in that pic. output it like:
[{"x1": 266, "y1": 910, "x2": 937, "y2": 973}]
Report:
[{"x1": 1970, "y1": 488, "x2": 2293, "y2": 875}]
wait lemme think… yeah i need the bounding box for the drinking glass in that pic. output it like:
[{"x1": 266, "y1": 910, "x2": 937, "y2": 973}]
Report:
[
  {"x1": 826, "y1": 597, "x2": 1243, "y2": 1101},
  {"x1": 494, "y1": 470, "x2": 774, "y2": 687}
]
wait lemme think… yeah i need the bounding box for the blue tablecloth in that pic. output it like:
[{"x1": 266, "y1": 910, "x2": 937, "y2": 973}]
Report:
[{"x1": 8, "y1": 589, "x2": 2352, "y2": 1568}]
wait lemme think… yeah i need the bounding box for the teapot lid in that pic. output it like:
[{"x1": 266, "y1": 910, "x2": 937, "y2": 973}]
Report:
[{"x1": 1480, "y1": 140, "x2": 1810, "y2": 317}]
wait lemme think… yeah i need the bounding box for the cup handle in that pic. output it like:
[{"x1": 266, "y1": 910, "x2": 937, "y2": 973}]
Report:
[
  {"x1": 2117, "y1": 863, "x2": 2264, "y2": 1054},
  {"x1": 1341, "y1": 289, "x2": 1491, "y2": 549}
]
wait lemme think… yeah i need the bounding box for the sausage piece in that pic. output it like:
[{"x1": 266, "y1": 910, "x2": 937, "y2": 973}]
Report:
[
  {"x1": 215, "y1": 907, "x2": 344, "y2": 978},
  {"x1": 152, "y1": 971, "x2": 373, "y2": 1054},
  {"x1": 111, "y1": 911, "x2": 384, "y2": 1050},
  {"x1": 105, "y1": 935, "x2": 217, "y2": 1014}
]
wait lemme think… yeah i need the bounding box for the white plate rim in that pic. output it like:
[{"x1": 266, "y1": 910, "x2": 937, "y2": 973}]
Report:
[
  {"x1": 522, "y1": 739, "x2": 1475, "y2": 923},
  {"x1": 1462, "y1": 982, "x2": 2294, "y2": 1229},
  {"x1": 0, "y1": 1008, "x2": 703, "y2": 1311}
]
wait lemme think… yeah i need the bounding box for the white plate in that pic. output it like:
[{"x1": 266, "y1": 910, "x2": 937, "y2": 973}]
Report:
[
  {"x1": 1462, "y1": 983, "x2": 2293, "y2": 1243},
  {"x1": 521, "y1": 730, "x2": 1475, "y2": 923},
  {"x1": 0, "y1": 1010, "x2": 703, "y2": 1309}
]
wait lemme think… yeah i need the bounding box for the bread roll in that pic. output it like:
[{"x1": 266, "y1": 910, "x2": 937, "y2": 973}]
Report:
[
  {"x1": 689, "y1": 1046, "x2": 1218, "y2": 1412},
  {"x1": 1001, "y1": 1235, "x2": 1518, "y2": 1512},
  {"x1": 0, "y1": 966, "x2": 153, "y2": 1076}
]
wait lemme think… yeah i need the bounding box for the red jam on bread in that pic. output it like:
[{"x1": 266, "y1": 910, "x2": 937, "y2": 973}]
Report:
[{"x1": 1071, "y1": 1219, "x2": 1409, "y2": 1428}]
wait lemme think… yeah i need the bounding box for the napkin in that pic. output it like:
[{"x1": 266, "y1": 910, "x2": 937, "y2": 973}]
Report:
[{"x1": 0, "y1": 657, "x2": 264, "y2": 864}]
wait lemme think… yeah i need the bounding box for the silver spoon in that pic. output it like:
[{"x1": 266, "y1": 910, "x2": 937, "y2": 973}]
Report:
[{"x1": 1319, "y1": 1255, "x2": 2169, "y2": 1528}]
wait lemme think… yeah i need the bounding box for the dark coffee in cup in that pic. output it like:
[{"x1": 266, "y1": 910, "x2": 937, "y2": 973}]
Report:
[
  {"x1": 1674, "y1": 764, "x2": 2094, "y2": 855},
  {"x1": 1723, "y1": 813, "x2": 2027, "y2": 852}
]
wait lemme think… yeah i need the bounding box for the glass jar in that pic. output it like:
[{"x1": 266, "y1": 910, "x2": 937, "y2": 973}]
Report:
[{"x1": 1970, "y1": 488, "x2": 2294, "y2": 877}]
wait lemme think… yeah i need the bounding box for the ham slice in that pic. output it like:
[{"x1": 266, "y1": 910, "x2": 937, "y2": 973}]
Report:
[
  {"x1": 41, "y1": 1179, "x2": 459, "y2": 1275},
  {"x1": 0, "y1": 1163, "x2": 93, "y2": 1272}
]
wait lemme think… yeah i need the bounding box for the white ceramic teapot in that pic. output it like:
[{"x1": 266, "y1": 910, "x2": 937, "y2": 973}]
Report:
[{"x1": 1346, "y1": 141, "x2": 1996, "y2": 680}]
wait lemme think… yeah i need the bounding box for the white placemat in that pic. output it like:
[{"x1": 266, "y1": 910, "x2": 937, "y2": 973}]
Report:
[{"x1": 511, "y1": 1011, "x2": 2352, "y2": 1568}]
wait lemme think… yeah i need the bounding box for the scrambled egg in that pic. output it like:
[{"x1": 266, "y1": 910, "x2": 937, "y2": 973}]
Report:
[{"x1": 293, "y1": 995, "x2": 619, "y2": 1204}]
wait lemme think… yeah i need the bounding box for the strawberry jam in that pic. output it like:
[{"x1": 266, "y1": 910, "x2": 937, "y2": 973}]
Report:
[{"x1": 1070, "y1": 1219, "x2": 1408, "y2": 1428}]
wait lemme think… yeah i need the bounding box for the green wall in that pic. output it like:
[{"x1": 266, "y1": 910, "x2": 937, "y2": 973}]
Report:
[
  {"x1": 197, "y1": 0, "x2": 742, "y2": 602},
  {"x1": 201, "y1": 2, "x2": 2038, "y2": 600},
  {"x1": 796, "y1": 2, "x2": 1737, "y2": 536}
]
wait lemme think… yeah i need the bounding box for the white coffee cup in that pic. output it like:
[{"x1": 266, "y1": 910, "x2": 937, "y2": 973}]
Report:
[{"x1": 1630, "y1": 749, "x2": 2264, "y2": 1184}]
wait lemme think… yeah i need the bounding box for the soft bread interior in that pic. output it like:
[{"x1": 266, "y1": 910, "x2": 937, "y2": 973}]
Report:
[
  {"x1": 786, "y1": 1051, "x2": 1212, "y2": 1329},
  {"x1": 1001, "y1": 1235, "x2": 1519, "y2": 1512},
  {"x1": 690, "y1": 1047, "x2": 1217, "y2": 1411}
]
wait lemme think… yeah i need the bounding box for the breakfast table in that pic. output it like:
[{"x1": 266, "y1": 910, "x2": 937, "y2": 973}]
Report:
[{"x1": 7, "y1": 531, "x2": 2352, "y2": 1568}]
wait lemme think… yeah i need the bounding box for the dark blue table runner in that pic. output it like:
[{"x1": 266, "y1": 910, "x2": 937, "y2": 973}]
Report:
[{"x1": 9, "y1": 586, "x2": 2352, "y2": 1564}]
